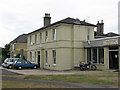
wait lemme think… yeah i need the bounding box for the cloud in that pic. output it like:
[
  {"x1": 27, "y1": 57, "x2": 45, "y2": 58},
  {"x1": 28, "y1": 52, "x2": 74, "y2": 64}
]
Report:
[{"x1": 0, "y1": 0, "x2": 119, "y2": 47}]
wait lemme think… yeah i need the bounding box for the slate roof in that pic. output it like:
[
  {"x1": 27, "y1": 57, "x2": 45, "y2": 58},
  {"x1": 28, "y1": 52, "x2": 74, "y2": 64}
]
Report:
[
  {"x1": 10, "y1": 34, "x2": 27, "y2": 44},
  {"x1": 28, "y1": 17, "x2": 97, "y2": 35},
  {"x1": 94, "y1": 31, "x2": 120, "y2": 39}
]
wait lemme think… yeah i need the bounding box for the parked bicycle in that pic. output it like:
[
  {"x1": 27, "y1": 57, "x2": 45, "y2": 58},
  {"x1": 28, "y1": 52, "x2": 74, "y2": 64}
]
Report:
[{"x1": 79, "y1": 61, "x2": 97, "y2": 71}]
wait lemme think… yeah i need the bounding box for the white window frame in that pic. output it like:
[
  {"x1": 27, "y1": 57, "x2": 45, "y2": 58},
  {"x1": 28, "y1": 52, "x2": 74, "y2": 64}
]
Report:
[
  {"x1": 30, "y1": 52, "x2": 32, "y2": 61},
  {"x1": 30, "y1": 36, "x2": 32, "y2": 45},
  {"x1": 45, "y1": 51, "x2": 48, "y2": 65},
  {"x1": 46, "y1": 31, "x2": 48, "y2": 42},
  {"x1": 35, "y1": 34, "x2": 37, "y2": 44},
  {"x1": 53, "y1": 29, "x2": 56, "y2": 40},
  {"x1": 87, "y1": 48, "x2": 104, "y2": 65},
  {"x1": 40, "y1": 32, "x2": 42, "y2": 43},
  {"x1": 87, "y1": 29, "x2": 90, "y2": 40},
  {"x1": 53, "y1": 50, "x2": 56, "y2": 66}
]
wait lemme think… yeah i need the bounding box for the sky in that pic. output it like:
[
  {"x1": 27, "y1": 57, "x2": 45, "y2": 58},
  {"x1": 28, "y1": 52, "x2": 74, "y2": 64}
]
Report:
[{"x1": 0, "y1": 0, "x2": 119, "y2": 47}]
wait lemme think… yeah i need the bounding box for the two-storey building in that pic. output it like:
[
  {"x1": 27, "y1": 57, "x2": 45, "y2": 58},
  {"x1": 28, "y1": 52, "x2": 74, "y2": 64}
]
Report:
[
  {"x1": 27, "y1": 13, "x2": 96, "y2": 70},
  {"x1": 10, "y1": 34, "x2": 27, "y2": 59}
]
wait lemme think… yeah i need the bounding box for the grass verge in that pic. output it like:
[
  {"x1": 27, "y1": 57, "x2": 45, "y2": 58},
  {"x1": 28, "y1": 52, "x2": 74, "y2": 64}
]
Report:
[
  {"x1": 23, "y1": 73, "x2": 118, "y2": 86},
  {"x1": 2, "y1": 73, "x2": 118, "y2": 87},
  {"x1": 2, "y1": 80, "x2": 67, "y2": 88}
]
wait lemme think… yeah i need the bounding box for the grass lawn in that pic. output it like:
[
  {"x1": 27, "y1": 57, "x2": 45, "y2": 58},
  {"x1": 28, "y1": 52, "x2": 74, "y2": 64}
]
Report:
[
  {"x1": 23, "y1": 73, "x2": 118, "y2": 86},
  {"x1": 2, "y1": 80, "x2": 67, "y2": 88},
  {"x1": 3, "y1": 73, "x2": 118, "y2": 87}
]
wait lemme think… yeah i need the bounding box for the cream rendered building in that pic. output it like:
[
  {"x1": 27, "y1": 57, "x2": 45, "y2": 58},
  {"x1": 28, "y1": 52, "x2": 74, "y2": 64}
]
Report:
[
  {"x1": 27, "y1": 14, "x2": 96, "y2": 70},
  {"x1": 10, "y1": 34, "x2": 27, "y2": 59}
]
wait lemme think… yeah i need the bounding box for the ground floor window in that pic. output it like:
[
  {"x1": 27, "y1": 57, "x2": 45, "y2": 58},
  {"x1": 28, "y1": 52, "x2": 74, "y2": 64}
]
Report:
[
  {"x1": 87, "y1": 47, "x2": 104, "y2": 64},
  {"x1": 45, "y1": 51, "x2": 48, "y2": 64},
  {"x1": 30, "y1": 52, "x2": 32, "y2": 61},
  {"x1": 98, "y1": 48, "x2": 104, "y2": 64},
  {"x1": 87, "y1": 48, "x2": 91, "y2": 62},
  {"x1": 93, "y1": 48, "x2": 97, "y2": 63},
  {"x1": 53, "y1": 50, "x2": 56, "y2": 65}
]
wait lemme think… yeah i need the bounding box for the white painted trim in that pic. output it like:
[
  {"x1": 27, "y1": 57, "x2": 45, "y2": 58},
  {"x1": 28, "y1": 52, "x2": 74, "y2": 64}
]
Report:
[
  {"x1": 97, "y1": 48, "x2": 99, "y2": 64},
  {"x1": 108, "y1": 50, "x2": 118, "y2": 51},
  {"x1": 86, "y1": 49, "x2": 87, "y2": 63},
  {"x1": 108, "y1": 48, "x2": 109, "y2": 69}
]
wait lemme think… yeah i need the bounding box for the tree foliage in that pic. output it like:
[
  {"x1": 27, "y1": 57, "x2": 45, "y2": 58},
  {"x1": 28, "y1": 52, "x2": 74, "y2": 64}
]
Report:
[
  {"x1": 15, "y1": 53, "x2": 26, "y2": 60},
  {"x1": 2, "y1": 44, "x2": 10, "y2": 62}
]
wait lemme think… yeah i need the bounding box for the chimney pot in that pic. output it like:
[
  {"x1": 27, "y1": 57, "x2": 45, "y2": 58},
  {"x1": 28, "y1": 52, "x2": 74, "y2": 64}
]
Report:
[
  {"x1": 45, "y1": 13, "x2": 50, "y2": 17},
  {"x1": 83, "y1": 19, "x2": 86, "y2": 22},
  {"x1": 97, "y1": 21, "x2": 99, "y2": 24},
  {"x1": 101, "y1": 20, "x2": 103, "y2": 23}
]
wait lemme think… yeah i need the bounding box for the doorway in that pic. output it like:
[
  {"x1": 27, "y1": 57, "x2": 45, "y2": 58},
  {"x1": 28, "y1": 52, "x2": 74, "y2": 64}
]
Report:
[
  {"x1": 109, "y1": 50, "x2": 118, "y2": 69},
  {"x1": 37, "y1": 51, "x2": 40, "y2": 68}
]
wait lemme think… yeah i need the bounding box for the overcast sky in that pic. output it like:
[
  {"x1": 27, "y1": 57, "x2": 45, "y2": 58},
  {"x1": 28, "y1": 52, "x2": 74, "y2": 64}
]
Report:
[{"x1": 0, "y1": 0, "x2": 119, "y2": 47}]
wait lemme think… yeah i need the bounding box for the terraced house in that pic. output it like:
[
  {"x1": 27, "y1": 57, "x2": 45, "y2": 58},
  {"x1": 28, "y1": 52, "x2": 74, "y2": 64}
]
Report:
[{"x1": 27, "y1": 13, "x2": 96, "y2": 70}]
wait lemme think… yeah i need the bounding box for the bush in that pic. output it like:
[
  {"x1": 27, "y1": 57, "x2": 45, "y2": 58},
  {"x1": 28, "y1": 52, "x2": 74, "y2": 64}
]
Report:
[{"x1": 15, "y1": 53, "x2": 26, "y2": 60}]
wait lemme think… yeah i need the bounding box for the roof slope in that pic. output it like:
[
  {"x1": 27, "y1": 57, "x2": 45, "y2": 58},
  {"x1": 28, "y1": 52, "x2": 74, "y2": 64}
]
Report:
[
  {"x1": 28, "y1": 17, "x2": 96, "y2": 35},
  {"x1": 10, "y1": 34, "x2": 27, "y2": 44}
]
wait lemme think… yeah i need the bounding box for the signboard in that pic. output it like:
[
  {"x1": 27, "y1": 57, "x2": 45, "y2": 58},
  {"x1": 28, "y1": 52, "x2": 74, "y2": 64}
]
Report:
[{"x1": 104, "y1": 38, "x2": 118, "y2": 45}]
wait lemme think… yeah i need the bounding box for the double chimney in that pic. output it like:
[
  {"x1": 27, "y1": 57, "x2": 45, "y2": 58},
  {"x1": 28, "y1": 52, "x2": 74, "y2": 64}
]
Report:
[
  {"x1": 44, "y1": 13, "x2": 51, "y2": 27},
  {"x1": 97, "y1": 20, "x2": 104, "y2": 35}
]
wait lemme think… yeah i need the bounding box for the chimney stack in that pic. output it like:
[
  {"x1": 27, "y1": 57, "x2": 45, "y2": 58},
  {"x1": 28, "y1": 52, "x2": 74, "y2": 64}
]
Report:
[
  {"x1": 44, "y1": 13, "x2": 51, "y2": 26},
  {"x1": 97, "y1": 20, "x2": 104, "y2": 35}
]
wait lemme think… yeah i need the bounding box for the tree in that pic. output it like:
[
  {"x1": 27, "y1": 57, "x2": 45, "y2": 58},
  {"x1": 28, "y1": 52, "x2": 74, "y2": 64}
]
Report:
[
  {"x1": 2, "y1": 44, "x2": 10, "y2": 62},
  {"x1": 15, "y1": 53, "x2": 26, "y2": 60}
]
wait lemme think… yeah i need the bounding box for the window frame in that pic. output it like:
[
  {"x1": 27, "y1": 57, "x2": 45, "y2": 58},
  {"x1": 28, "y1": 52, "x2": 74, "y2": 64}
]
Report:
[
  {"x1": 53, "y1": 50, "x2": 56, "y2": 66},
  {"x1": 87, "y1": 47, "x2": 104, "y2": 65},
  {"x1": 30, "y1": 52, "x2": 32, "y2": 61},
  {"x1": 30, "y1": 36, "x2": 32, "y2": 45},
  {"x1": 87, "y1": 29, "x2": 90, "y2": 40},
  {"x1": 53, "y1": 29, "x2": 56, "y2": 40},
  {"x1": 45, "y1": 51, "x2": 48, "y2": 65},
  {"x1": 45, "y1": 31, "x2": 48, "y2": 42},
  {"x1": 35, "y1": 34, "x2": 37, "y2": 44},
  {"x1": 40, "y1": 32, "x2": 42, "y2": 43}
]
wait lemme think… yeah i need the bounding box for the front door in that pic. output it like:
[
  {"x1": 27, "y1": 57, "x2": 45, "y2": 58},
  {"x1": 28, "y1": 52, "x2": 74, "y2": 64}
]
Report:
[
  {"x1": 37, "y1": 51, "x2": 40, "y2": 68},
  {"x1": 109, "y1": 51, "x2": 118, "y2": 69}
]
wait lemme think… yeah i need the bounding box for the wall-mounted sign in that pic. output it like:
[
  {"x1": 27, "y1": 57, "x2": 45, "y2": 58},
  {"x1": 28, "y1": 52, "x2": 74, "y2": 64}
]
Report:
[{"x1": 104, "y1": 38, "x2": 118, "y2": 45}]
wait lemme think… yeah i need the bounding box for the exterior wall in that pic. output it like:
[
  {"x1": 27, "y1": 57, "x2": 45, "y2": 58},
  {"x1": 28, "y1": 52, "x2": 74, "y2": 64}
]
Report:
[
  {"x1": 10, "y1": 42, "x2": 27, "y2": 59},
  {"x1": 27, "y1": 23, "x2": 94, "y2": 70},
  {"x1": 73, "y1": 25, "x2": 94, "y2": 66}
]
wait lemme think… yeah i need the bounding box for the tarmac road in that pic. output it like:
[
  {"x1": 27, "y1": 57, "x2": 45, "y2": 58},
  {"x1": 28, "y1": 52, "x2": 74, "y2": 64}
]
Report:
[{"x1": 2, "y1": 69, "x2": 23, "y2": 75}]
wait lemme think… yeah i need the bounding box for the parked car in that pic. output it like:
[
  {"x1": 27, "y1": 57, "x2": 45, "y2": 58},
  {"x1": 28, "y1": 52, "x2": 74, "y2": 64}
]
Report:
[
  {"x1": 1, "y1": 58, "x2": 22, "y2": 69},
  {"x1": 13, "y1": 60, "x2": 38, "y2": 70}
]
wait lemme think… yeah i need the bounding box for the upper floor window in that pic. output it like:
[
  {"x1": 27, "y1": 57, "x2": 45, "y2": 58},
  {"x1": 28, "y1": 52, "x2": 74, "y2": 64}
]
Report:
[
  {"x1": 35, "y1": 34, "x2": 37, "y2": 44},
  {"x1": 30, "y1": 52, "x2": 32, "y2": 61},
  {"x1": 40, "y1": 32, "x2": 42, "y2": 43},
  {"x1": 87, "y1": 29, "x2": 90, "y2": 40},
  {"x1": 53, "y1": 29, "x2": 56, "y2": 40},
  {"x1": 46, "y1": 31, "x2": 48, "y2": 42},
  {"x1": 14, "y1": 43, "x2": 16, "y2": 50},
  {"x1": 30, "y1": 36, "x2": 32, "y2": 45}
]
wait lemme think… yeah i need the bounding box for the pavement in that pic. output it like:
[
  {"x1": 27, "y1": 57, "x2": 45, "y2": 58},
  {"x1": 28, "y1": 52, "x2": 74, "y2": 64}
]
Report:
[{"x1": 1, "y1": 66, "x2": 116, "y2": 75}]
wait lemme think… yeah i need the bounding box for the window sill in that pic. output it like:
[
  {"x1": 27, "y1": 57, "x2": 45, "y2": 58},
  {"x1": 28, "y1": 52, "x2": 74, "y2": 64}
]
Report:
[
  {"x1": 45, "y1": 63, "x2": 48, "y2": 66},
  {"x1": 93, "y1": 63, "x2": 104, "y2": 65},
  {"x1": 52, "y1": 64, "x2": 56, "y2": 66}
]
